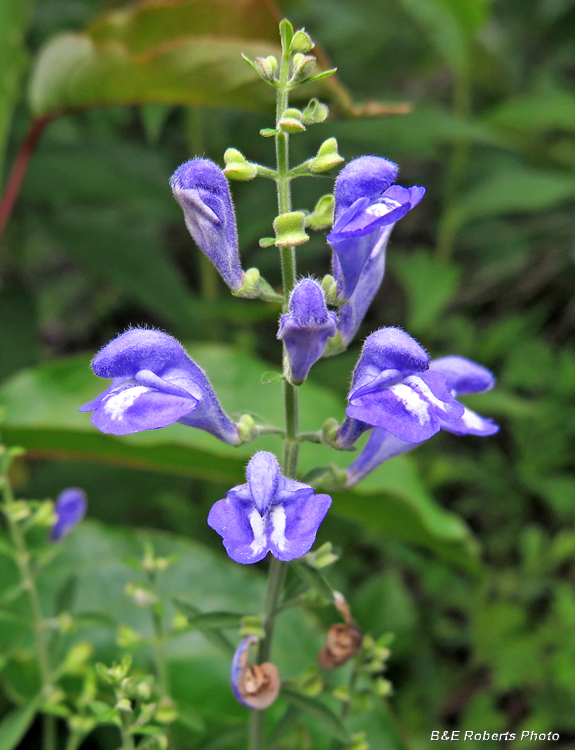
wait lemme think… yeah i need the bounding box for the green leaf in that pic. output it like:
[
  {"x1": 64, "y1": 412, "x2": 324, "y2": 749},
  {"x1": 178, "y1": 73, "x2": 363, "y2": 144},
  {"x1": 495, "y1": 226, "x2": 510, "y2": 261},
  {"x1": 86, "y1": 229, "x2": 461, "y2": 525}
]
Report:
[
  {"x1": 55, "y1": 575, "x2": 77, "y2": 615},
  {"x1": 280, "y1": 685, "x2": 351, "y2": 742},
  {"x1": 177, "y1": 611, "x2": 243, "y2": 631},
  {"x1": 391, "y1": 250, "x2": 460, "y2": 334},
  {"x1": 172, "y1": 599, "x2": 235, "y2": 656},
  {"x1": 28, "y1": 0, "x2": 355, "y2": 118},
  {"x1": 0, "y1": 695, "x2": 41, "y2": 750},
  {"x1": 292, "y1": 563, "x2": 334, "y2": 603}
]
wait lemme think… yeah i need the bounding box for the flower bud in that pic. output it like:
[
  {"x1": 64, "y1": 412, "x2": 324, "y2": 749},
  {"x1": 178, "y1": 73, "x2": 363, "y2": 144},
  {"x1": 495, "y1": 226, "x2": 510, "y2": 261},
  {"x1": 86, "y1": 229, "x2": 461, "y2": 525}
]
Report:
[
  {"x1": 279, "y1": 107, "x2": 306, "y2": 133},
  {"x1": 223, "y1": 148, "x2": 257, "y2": 181},
  {"x1": 309, "y1": 138, "x2": 344, "y2": 173},
  {"x1": 277, "y1": 279, "x2": 337, "y2": 384},
  {"x1": 231, "y1": 636, "x2": 280, "y2": 710},
  {"x1": 302, "y1": 98, "x2": 329, "y2": 125},
  {"x1": 51, "y1": 488, "x2": 87, "y2": 542},
  {"x1": 254, "y1": 55, "x2": 278, "y2": 82},
  {"x1": 273, "y1": 212, "x2": 309, "y2": 246},
  {"x1": 290, "y1": 29, "x2": 314, "y2": 53},
  {"x1": 291, "y1": 54, "x2": 316, "y2": 83}
]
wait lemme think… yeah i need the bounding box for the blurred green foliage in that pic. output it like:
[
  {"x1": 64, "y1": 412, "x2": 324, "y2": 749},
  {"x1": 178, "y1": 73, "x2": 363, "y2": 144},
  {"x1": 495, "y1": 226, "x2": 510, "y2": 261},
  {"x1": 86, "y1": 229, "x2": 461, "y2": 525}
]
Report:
[{"x1": 1, "y1": 0, "x2": 575, "y2": 747}]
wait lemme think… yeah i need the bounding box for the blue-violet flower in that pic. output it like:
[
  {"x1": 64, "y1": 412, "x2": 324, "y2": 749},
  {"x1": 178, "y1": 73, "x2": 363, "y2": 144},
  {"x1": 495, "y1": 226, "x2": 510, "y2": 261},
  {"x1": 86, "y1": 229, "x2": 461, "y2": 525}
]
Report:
[
  {"x1": 170, "y1": 158, "x2": 243, "y2": 291},
  {"x1": 345, "y1": 355, "x2": 499, "y2": 485},
  {"x1": 79, "y1": 328, "x2": 240, "y2": 445},
  {"x1": 51, "y1": 488, "x2": 87, "y2": 542},
  {"x1": 327, "y1": 156, "x2": 425, "y2": 302},
  {"x1": 277, "y1": 278, "x2": 337, "y2": 384},
  {"x1": 208, "y1": 451, "x2": 332, "y2": 564}
]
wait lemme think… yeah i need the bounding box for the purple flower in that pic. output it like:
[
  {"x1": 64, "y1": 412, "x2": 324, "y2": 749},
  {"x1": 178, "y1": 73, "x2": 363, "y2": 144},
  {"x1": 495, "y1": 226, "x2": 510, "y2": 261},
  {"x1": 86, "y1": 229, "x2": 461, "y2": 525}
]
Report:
[
  {"x1": 79, "y1": 328, "x2": 240, "y2": 445},
  {"x1": 337, "y1": 224, "x2": 392, "y2": 347},
  {"x1": 345, "y1": 355, "x2": 499, "y2": 486},
  {"x1": 342, "y1": 327, "x2": 465, "y2": 445},
  {"x1": 170, "y1": 159, "x2": 243, "y2": 291},
  {"x1": 230, "y1": 635, "x2": 280, "y2": 710},
  {"x1": 277, "y1": 279, "x2": 337, "y2": 384},
  {"x1": 327, "y1": 156, "x2": 425, "y2": 302},
  {"x1": 208, "y1": 452, "x2": 332, "y2": 564},
  {"x1": 51, "y1": 488, "x2": 87, "y2": 542}
]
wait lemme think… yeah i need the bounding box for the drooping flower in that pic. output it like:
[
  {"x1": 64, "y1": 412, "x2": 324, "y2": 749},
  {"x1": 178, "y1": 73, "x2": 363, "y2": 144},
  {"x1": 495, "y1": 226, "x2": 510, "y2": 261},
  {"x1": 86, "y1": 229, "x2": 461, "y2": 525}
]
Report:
[
  {"x1": 345, "y1": 355, "x2": 499, "y2": 486},
  {"x1": 230, "y1": 635, "x2": 280, "y2": 710},
  {"x1": 79, "y1": 328, "x2": 240, "y2": 445},
  {"x1": 340, "y1": 327, "x2": 465, "y2": 447},
  {"x1": 277, "y1": 278, "x2": 337, "y2": 384},
  {"x1": 170, "y1": 158, "x2": 243, "y2": 291},
  {"x1": 327, "y1": 156, "x2": 425, "y2": 302},
  {"x1": 51, "y1": 488, "x2": 87, "y2": 542},
  {"x1": 208, "y1": 452, "x2": 332, "y2": 564}
]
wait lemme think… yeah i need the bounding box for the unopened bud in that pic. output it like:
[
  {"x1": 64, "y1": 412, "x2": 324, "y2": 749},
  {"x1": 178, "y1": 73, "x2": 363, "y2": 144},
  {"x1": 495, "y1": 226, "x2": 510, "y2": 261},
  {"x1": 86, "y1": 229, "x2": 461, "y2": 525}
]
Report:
[
  {"x1": 155, "y1": 697, "x2": 178, "y2": 724},
  {"x1": 254, "y1": 55, "x2": 278, "y2": 81},
  {"x1": 290, "y1": 29, "x2": 314, "y2": 53},
  {"x1": 273, "y1": 212, "x2": 309, "y2": 246},
  {"x1": 302, "y1": 98, "x2": 329, "y2": 125},
  {"x1": 279, "y1": 108, "x2": 306, "y2": 133},
  {"x1": 117, "y1": 625, "x2": 141, "y2": 648},
  {"x1": 309, "y1": 138, "x2": 344, "y2": 173},
  {"x1": 116, "y1": 698, "x2": 133, "y2": 713},
  {"x1": 223, "y1": 148, "x2": 258, "y2": 181}
]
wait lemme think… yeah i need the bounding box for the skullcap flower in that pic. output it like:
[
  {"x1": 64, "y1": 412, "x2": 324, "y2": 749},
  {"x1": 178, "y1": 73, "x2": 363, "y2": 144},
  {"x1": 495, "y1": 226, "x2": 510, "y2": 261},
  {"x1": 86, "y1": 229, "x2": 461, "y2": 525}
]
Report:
[
  {"x1": 345, "y1": 355, "x2": 499, "y2": 486},
  {"x1": 170, "y1": 159, "x2": 243, "y2": 291},
  {"x1": 277, "y1": 279, "x2": 337, "y2": 384},
  {"x1": 208, "y1": 452, "x2": 332, "y2": 564},
  {"x1": 79, "y1": 328, "x2": 240, "y2": 445},
  {"x1": 51, "y1": 488, "x2": 87, "y2": 542},
  {"x1": 327, "y1": 156, "x2": 425, "y2": 302}
]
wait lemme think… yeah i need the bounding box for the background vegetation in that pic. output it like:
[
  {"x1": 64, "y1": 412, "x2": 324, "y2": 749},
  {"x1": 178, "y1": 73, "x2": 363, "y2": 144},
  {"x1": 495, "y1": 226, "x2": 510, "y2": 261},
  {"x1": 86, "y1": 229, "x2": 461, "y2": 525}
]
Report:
[{"x1": 1, "y1": 0, "x2": 575, "y2": 747}]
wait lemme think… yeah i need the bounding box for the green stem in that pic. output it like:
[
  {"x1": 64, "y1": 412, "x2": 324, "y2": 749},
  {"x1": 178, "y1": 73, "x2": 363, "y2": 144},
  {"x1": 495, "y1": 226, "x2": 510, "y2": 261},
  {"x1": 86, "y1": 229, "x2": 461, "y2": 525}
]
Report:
[
  {"x1": 119, "y1": 712, "x2": 135, "y2": 750},
  {"x1": 0, "y1": 474, "x2": 56, "y2": 750},
  {"x1": 248, "y1": 29, "x2": 300, "y2": 750},
  {"x1": 64, "y1": 730, "x2": 85, "y2": 750}
]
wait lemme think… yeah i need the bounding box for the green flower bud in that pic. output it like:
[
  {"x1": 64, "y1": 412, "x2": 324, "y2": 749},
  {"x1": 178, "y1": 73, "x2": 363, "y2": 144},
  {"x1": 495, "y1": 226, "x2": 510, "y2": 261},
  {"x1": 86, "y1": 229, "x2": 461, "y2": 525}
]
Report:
[
  {"x1": 124, "y1": 583, "x2": 158, "y2": 607},
  {"x1": 155, "y1": 697, "x2": 178, "y2": 724},
  {"x1": 223, "y1": 148, "x2": 257, "y2": 181},
  {"x1": 279, "y1": 108, "x2": 306, "y2": 133},
  {"x1": 63, "y1": 641, "x2": 93, "y2": 675},
  {"x1": 290, "y1": 29, "x2": 315, "y2": 53},
  {"x1": 254, "y1": 55, "x2": 278, "y2": 82},
  {"x1": 291, "y1": 54, "x2": 317, "y2": 83},
  {"x1": 117, "y1": 625, "x2": 142, "y2": 648},
  {"x1": 237, "y1": 414, "x2": 257, "y2": 444},
  {"x1": 273, "y1": 212, "x2": 309, "y2": 246},
  {"x1": 309, "y1": 138, "x2": 345, "y2": 173},
  {"x1": 302, "y1": 98, "x2": 329, "y2": 125},
  {"x1": 115, "y1": 698, "x2": 133, "y2": 713}
]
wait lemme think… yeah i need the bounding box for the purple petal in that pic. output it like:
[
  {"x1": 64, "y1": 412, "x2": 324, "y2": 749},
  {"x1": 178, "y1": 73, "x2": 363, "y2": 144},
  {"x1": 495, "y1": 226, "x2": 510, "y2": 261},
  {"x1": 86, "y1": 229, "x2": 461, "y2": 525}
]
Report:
[
  {"x1": 79, "y1": 376, "x2": 131, "y2": 412},
  {"x1": 231, "y1": 636, "x2": 258, "y2": 708},
  {"x1": 334, "y1": 156, "x2": 399, "y2": 216},
  {"x1": 267, "y1": 493, "x2": 332, "y2": 562},
  {"x1": 440, "y1": 407, "x2": 499, "y2": 437},
  {"x1": 91, "y1": 329, "x2": 192, "y2": 379},
  {"x1": 170, "y1": 159, "x2": 243, "y2": 291},
  {"x1": 328, "y1": 201, "x2": 409, "y2": 240},
  {"x1": 346, "y1": 429, "x2": 416, "y2": 487},
  {"x1": 246, "y1": 452, "x2": 280, "y2": 514},
  {"x1": 207, "y1": 494, "x2": 269, "y2": 565},
  {"x1": 408, "y1": 371, "x2": 465, "y2": 423},
  {"x1": 51, "y1": 488, "x2": 87, "y2": 542},
  {"x1": 337, "y1": 224, "x2": 392, "y2": 346},
  {"x1": 328, "y1": 229, "x2": 382, "y2": 302},
  {"x1": 429, "y1": 356, "x2": 495, "y2": 396},
  {"x1": 91, "y1": 386, "x2": 197, "y2": 435}
]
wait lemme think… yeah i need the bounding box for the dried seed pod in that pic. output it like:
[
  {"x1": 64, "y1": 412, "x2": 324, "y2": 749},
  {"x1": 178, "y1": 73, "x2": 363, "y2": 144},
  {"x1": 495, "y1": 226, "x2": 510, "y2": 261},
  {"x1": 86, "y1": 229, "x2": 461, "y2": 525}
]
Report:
[
  {"x1": 319, "y1": 622, "x2": 363, "y2": 668},
  {"x1": 231, "y1": 635, "x2": 280, "y2": 710}
]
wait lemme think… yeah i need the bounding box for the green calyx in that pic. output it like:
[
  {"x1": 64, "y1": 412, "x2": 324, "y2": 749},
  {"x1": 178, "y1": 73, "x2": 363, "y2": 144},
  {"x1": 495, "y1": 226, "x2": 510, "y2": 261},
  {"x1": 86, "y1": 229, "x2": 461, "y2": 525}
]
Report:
[
  {"x1": 309, "y1": 137, "x2": 345, "y2": 173},
  {"x1": 279, "y1": 108, "x2": 306, "y2": 133},
  {"x1": 233, "y1": 268, "x2": 283, "y2": 302},
  {"x1": 306, "y1": 195, "x2": 335, "y2": 231},
  {"x1": 302, "y1": 98, "x2": 329, "y2": 125},
  {"x1": 290, "y1": 29, "x2": 315, "y2": 54},
  {"x1": 223, "y1": 148, "x2": 257, "y2": 181},
  {"x1": 273, "y1": 212, "x2": 310, "y2": 246},
  {"x1": 290, "y1": 54, "x2": 317, "y2": 84}
]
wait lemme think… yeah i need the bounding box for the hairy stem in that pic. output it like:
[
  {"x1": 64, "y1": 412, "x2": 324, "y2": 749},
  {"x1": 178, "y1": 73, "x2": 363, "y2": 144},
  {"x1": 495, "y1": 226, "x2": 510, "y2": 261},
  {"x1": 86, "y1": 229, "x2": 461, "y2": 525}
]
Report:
[
  {"x1": 0, "y1": 474, "x2": 57, "y2": 750},
  {"x1": 248, "y1": 30, "x2": 299, "y2": 750}
]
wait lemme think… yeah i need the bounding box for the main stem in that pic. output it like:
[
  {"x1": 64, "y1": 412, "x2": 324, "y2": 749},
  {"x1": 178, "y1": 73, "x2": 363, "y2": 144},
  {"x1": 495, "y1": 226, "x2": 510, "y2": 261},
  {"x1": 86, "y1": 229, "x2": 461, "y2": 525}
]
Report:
[
  {"x1": 249, "y1": 38, "x2": 299, "y2": 750},
  {"x1": 0, "y1": 474, "x2": 56, "y2": 750}
]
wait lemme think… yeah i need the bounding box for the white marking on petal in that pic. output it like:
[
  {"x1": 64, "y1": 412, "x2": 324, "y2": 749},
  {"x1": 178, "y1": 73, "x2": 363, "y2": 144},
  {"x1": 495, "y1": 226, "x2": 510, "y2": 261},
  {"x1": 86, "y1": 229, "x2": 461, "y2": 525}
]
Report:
[
  {"x1": 103, "y1": 386, "x2": 151, "y2": 421},
  {"x1": 270, "y1": 505, "x2": 287, "y2": 552},
  {"x1": 460, "y1": 407, "x2": 485, "y2": 430},
  {"x1": 249, "y1": 509, "x2": 267, "y2": 555},
  {"x1": 388, "y1": 383, "x2": 431, "y2": 425},
  {"x1": 366, "y1": 199, "x2": 401, "y2": 218},
  {"x1": 404, "y1": 376, "x2": 450, "y2": 413}
]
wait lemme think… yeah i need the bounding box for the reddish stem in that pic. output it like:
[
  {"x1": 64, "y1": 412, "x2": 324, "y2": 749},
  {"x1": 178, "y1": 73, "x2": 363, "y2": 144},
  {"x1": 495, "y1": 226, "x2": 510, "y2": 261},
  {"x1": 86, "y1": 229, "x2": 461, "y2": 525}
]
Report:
[{"x1": 0, "y1": 116, "x2": 51, "y2": 243}]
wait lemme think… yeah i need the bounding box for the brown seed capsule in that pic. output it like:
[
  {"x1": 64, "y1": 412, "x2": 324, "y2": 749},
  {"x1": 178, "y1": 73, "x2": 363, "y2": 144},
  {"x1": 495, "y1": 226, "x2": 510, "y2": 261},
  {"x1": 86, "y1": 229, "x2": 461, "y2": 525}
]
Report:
[
  {"x1": 318, "y1": 622, "x2": 364, "y2": 669},
  {"x1": 231, "y1": 635, "x2": 281, "y2": 710}
]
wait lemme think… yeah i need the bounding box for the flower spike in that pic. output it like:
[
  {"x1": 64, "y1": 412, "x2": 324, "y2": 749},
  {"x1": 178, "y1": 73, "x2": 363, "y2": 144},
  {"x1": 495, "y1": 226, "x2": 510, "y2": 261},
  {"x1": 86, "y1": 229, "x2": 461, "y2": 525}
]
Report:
[
  {"x1": 51, "y1": 488, "x2": 87, "y2": 542},
  {"x1": 327, "y1": 156, "x2": 425, "y2": 302},
  {"x1": 277, "y1": 279, "x2": 337, "y2": 384},
  {"x1": 79, "y1": 328, "x2": 240, "y2": 445},
  {"x1": 170, "y1": 159, "x2": 243, "y2": 291},
  {"x1": 208, "y1": 452, "x2": 332, "y2": 564}
]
